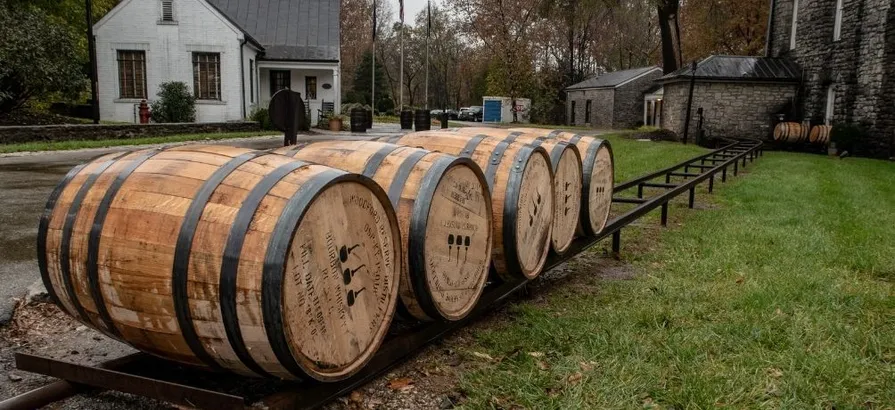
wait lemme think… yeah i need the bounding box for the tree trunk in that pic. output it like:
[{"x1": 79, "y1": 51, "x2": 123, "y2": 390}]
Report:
[{"x1": 657, "y1": 0, "x2": 680, "y2": 74}]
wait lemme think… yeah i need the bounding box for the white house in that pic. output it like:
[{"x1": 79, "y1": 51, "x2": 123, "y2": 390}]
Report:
[{"x1": 94, "y1": 0, "x2": 342, "y2": 124}]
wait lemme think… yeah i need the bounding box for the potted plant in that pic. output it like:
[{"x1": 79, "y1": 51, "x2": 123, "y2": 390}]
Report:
[{"x1": 329, "y1": 114, "x2": 346, "y2": 132}]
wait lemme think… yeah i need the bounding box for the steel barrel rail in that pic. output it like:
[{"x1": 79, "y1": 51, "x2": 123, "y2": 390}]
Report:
[{"x1": 0, "y1": 138, "x2": 764, "y2": 410}]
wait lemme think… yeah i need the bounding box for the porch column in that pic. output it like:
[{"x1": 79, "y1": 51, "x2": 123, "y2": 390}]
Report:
[
  {"x1": 333, "y1": 68, "x2": 341, "y2": 115},
  {"x1": 644, "y1": 100, "x2": 649, "y2": 126}
]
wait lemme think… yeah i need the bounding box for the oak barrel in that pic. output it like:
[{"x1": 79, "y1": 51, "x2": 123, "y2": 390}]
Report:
[
  {"x1": 809, "y1": 125, "x2": 832, "y2": 145},
  {"x1": 38, "y1": 145, "x2": 401, "y2": 381},
  {"x1": 379, "y1": 132, "x2": 554, "y2": 281},
  {"x1": 414, "y1": 109, "x2": 432, "y2": 131},
  {"x1": 505, "y1": 128, "x2": 614, "y2": 237},
  {"x1": 773, "y1": 122, "x2": 808, "y2": 143},
  {"x1": 400, "y1": 110, "x2": 414, "y2": 130},
  {"x1": 436, "y1": 128, "x2": 583, "y2": 255},
  {"x1": 274, "y1": 141, "x2": 492, "y2": 322},
  {"x1": 350, "y1": 108, "x2": 367, "y2": 133}
]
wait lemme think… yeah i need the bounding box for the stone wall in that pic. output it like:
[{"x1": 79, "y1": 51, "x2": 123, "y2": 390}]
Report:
[
  {"x1": 613, "y1": 70, "x2": 663, "y2": 128},
  {"x1": 770, "y1": 0, "x2": 894, "y2": 156},
  {"x1": 0, "y1": 122, "x2": 261, "y2": 145},
  {"x1": 567, "y1": 89, "x2": 614, "y2": 128},
  {"x1": 663, "y1": 81, "x2": 798, "y2": 140}
]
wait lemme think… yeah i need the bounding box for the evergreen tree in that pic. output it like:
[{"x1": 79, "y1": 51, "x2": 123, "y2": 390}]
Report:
[{"x1": 348, "y1": 51, "x2": 392, "y2": 113}]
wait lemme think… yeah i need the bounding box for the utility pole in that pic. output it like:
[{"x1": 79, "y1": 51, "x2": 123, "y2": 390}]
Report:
[{"x1": 86, "y1": 0, "x2": 100, "y2": 124}]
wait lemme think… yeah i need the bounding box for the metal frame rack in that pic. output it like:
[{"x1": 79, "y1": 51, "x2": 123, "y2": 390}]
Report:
[{"x1": 1, "y1": 139, "x2": 764, "y2": 410}]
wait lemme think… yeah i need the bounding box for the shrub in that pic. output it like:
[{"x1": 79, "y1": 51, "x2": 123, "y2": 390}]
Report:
[
  {"x1": 831, "y1": 123, "x2": 866, "y2": 153},
  {"x1": 150, "y1": 82, "x2": 196, "y2": 123},
  {"x1": 249, "y1": 106, "x2": 274, "y2": 130}
]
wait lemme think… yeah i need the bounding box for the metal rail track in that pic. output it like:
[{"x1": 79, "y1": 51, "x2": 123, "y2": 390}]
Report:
[{"x1": 0, "y1": 138, "x2": 764, "y2": 410}]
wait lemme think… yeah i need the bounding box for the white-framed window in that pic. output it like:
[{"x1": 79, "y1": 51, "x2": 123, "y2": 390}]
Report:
[
  {"x1": 160, "y1": 0, "x2": 175, "y2": 22},
  {"x1": 193, "y1": 52, "x2": 222, "y2": 100},
  {"x1": 833, "y1": 0, "x2": 843, "y2": 41},
  {"x1": 825, "y1": 85, "x2": 835, "y2": 125},
  {"x1": 790, "y1": 0, "x2": 799, "y2": 49},
  {"x1": 117, "y1": 50, "x2": 147, "y2": 99}
]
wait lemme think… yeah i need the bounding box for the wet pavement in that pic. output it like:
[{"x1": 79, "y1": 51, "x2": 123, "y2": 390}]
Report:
[{"x1": 0, "y1": 130, "x2": 397, "y2": 324}]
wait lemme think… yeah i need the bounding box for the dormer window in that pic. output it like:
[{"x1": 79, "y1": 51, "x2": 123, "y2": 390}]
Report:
[{"x1": 161, "y1": 0, "x2": 175, "y2": 23}]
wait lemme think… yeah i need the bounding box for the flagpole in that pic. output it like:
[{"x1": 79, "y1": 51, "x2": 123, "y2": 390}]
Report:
[
  {"x1": 399, "y1": 23, "x2": 404, "y2": 110},
  {"x1": 425, "y1": 0, "x2": 430, "y2": 109},
  {"x1": 371, "y1": 0, "x2": 376, "y2": 114}
]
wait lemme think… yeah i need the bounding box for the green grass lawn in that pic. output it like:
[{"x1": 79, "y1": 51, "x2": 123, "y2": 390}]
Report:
[
  {"x1": 457, "y1": 150, "x2": 895, "y2": 408},
  {"x1": 0, "y1": 131, "x2": 275, "y2": 154}
]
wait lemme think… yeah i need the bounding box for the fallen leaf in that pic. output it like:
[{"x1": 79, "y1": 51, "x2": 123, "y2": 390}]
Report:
[
  {"x1": 348, "y1": 390, "x2": 363, "y2": 403},
  {"x1": 545, "y1": 386, "x2": 563, "y2": 397},
  {"x1": 579, "y1": 361, "x2": 595, "y2": 372},
  {"x1": 566, "y1": 372, "x2": 583, "y2": 385},
  {"x1": 735, "y1": 276, "x2": 745, "y2": 284},
  {"x1": 472, "y1": 351, "x2": 495, "y2": 361},
  {"x1": 775, "y1": 308, "x2": 783, "y2": 316},
  {"x1": 767, "y1": 368, "x2": 783, "y2": 378},
  {"x1": 387, "y1": 377, "x2": 414, "y2": 391},
  {"x1": 528, "y1": 351, "x2": 545, "y2": 358},
  {"x1": 537, "y1": 360, "x2": 550, "y2": 371}
]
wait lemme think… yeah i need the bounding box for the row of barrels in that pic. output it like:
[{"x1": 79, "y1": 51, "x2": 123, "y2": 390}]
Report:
[
  {"x1": 773, "y1": 122, "x2": 831, "y2": 145},
  {"x1": 38, "y1": 128, "x2": 613, "y2": 383}
]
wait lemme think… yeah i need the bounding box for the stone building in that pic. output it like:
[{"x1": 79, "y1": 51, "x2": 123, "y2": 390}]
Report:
[
  {"x1": 767, "y1": 0, "x2": 894, "y2": 156},
  {"x1": 565, "y1": 67, "x2": 662, "y2": 129},
  {"x1": 658, "y1": 56, "x2": 801, "y2": 140}
]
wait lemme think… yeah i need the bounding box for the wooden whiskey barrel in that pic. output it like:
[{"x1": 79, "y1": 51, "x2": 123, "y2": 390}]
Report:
[
  {"x1": 773, "y1": 122, "x2": 807, "y2": 143},
  {"x1": 435, "y1": 128, "x2": 582, "y2": 255},
  {"x1": 38, "y1": 145, "x2": 401, "y2": 382},
  {"x1": 809, "y1": 125, "x2": 832, "y2": 145},
  {"x1": 273, "y1": 141, "x2": 492, "y2": 322},
  {"x1": 506, "y1": 128, "x2": 614, "y2": 237},
  {"x1": 379, "y1": 132, "x2": 554, "y2": 281}
]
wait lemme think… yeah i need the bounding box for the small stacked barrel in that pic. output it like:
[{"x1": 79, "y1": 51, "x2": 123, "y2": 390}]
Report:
[
  {"x1": 773, "y1": 122, "x2": 809, "y2": 143},
  {"x1": 809, "y1": 125, "x2": 832, "y2": 145},
  {"x1": 350, "y1": 108, "x2": 367, "y2": 133}
]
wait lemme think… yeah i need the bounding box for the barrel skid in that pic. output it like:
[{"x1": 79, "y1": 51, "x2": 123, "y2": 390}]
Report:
[{"x1": 2, "y1": 138, "x2": 764, "y2": 410}]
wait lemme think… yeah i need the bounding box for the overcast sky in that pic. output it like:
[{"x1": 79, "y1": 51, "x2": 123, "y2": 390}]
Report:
[{"x1": 402, "y1": 0, "x2": 437, "y2": 22}]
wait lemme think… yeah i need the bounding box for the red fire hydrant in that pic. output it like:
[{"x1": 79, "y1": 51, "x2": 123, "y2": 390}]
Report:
[{"x1": 138, "y1": 99, "x2": 151, "y2": 124}]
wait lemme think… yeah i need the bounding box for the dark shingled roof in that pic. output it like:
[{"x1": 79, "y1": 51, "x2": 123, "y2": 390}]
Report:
[
  {"x1": 661, "y1": 55, "x2": 801, "y2": 83},
  {"x1": 566, "y1": 66, "x2": 662, "y2": 90},
  {"x1": 207, "y1": 0, "x2": 340, "y2": 62}
]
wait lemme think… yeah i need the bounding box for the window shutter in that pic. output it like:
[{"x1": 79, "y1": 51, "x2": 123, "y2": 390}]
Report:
[{"x1": 161, "y1": 0, "x2": 174, "y2": 22}]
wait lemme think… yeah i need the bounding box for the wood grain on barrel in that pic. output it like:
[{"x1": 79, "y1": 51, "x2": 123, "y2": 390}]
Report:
[
  {"x1": 439, "y1": 128, "x2": 583, "y2": 254},
  {"x1": 274, "y1": 141, "x2": 492, "y2": 322},
  {"x1": 774, "y1": 122, "x2": 808, "y2": 143},
  {"x1": 39, "y1": 145, "x2": 401, "y2": 381},
  {"x1": 809, "y1": 125, "x2": 832, "y2": 145},
  {"x1": 380, "y1": 132, "x2": 554, "y2": 280},
  {"x1": 506, "y1": 128, "x2": 614, "y2": 236}
]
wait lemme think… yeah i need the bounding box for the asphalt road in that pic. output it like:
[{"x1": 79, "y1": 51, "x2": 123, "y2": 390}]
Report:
[{"x1": 0, "y1": 131, "x2": 394, "y2": 324}]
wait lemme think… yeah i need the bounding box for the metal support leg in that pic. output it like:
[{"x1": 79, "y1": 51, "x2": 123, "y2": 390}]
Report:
[
  {"x1": 637, "y1": 183, "x2": 643, "y2": 199},
  {"x1": 708, "y1": 175, "x2": 714, "y2": 193},
  {"x1": 742, "y1": 155, "x2": 747, "y2": 168},
  {"x1": 734, "y1": 160, "x2": 739, "y2": 176},
  {"x1": 660, "y1": 203, "x2": 668, "y2": 227},
  {"x1": 612, "y1": 230, "x2": 621, "y2": 256},
  {"x1": 688, "y1": 187, "x2": 695, "y2": 209},
  {"x1": 722, "y1": 167, "x2": 727, "y2": 182},
  {"x1": 665, "y1": 173, "x2": 671, "y2": 183}
]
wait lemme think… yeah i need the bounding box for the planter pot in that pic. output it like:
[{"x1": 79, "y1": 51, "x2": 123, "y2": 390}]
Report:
[{"x1": 329, "y1": 118, "x2": 343, "y2": 132}]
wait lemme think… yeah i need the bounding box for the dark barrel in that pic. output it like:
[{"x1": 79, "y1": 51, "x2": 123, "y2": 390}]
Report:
[
  {"x1": 366, "y1": 109, "x2": 374, "y2": 129},
  {"x1": 440, "y1": 112, "x2": 449, "y2": 129},
  {"x1": 350, "y1": 108, "x2": 367, "y2": 133},
  {"x1": 400, "y1": 110, "x2": 414, "y2": 130},
  {"x1": 415, "y1": 109, "x2": 431, "y2": 131}
]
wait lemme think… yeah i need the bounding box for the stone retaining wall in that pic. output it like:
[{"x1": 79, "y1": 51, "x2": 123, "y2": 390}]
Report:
[{"x1": 0, "y1": 122, "x2": 261, "y2": 144}]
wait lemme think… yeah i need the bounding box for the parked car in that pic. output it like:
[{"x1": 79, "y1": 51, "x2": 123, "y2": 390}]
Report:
[
  {"x1": 446, "y1": 109, "x2": 460, "y2": 119},
  {"x1": 459, "y1": 106, "x2": 483, "y2": 122},
  {"x1": 467, "y1": 106, "x2": 484, "y2": 122},
  {"x1": 430, "y1": 109, "x2": 444, "y2": 116}
]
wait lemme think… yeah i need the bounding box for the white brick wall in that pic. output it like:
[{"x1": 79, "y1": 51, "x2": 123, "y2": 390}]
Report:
[{"x1": 95, "y1": 0, "x2": 248, "y2": 123}]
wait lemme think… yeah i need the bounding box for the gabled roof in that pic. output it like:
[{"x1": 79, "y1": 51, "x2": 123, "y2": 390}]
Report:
[
  {"x1": 660, "y1": 55, "x2": 801, "y2": 83},
  {"x1": 207, "y1": 0, "x2": 340, "y2": 61},
  {"x1": 566, "y1": 66, "x2": 662, "y2": 91}
]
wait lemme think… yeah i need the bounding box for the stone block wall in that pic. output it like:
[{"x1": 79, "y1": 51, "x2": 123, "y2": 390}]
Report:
[
  {"x1": 770, "y1": 0, "x2": 894, "y2": 156},
  {"x1": 0, "y1": 122, "x2": 261, "y2": 144},
  {"x1": 662, "y1": 81, "x2": 798, "y2": 140},
  {"x1": 613, "y1": 70, "x2": 663, "y2": 128},
  {"x1": 567, "y1": 89, "x2": 614, "y2": 128}
]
